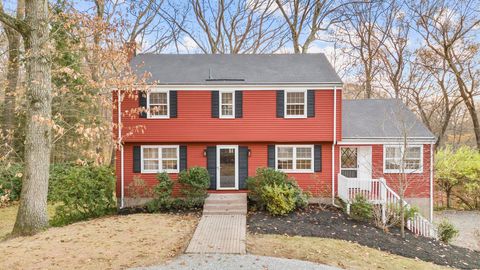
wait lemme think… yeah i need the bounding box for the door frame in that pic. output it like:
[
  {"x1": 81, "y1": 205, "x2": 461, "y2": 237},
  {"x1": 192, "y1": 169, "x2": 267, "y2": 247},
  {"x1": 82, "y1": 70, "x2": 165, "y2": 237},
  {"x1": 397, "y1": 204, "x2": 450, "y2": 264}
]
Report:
[{"x1": 216, "y1": 145, "x2": 239, "y2": 190}]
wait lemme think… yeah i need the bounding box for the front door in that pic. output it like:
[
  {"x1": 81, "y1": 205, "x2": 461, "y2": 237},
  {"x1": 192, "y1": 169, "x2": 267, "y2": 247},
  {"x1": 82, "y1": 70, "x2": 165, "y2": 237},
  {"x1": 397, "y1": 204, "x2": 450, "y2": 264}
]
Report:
[
  {"x1": 217, "y1": 145, "x2": 238, "y2": 190},
  {"x1": 341, "y1": 146, "x2": 372, "y2": 179}
]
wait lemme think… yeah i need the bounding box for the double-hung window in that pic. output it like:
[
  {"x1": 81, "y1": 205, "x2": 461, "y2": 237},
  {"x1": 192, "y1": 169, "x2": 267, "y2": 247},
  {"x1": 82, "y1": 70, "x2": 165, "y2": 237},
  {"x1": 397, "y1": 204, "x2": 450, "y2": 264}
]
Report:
[
  {"x1": 276, "y1": 145, "x2": 313, "y2": 172},
  {"x1": 141, "y1": 145, "x2": 179, "y2": 173},
  {"x1": 148, "y1": 91, "x2": 169, "y2": 118},
  {"x1": 285, "y1": 90, "x2": 307, "y2": 118},
  {"x1": 384, "y1": 145, "x2": 423, "y2": 173},
  {"x1": 220, "y1": 91, "x2": 235, "y2": 118}
]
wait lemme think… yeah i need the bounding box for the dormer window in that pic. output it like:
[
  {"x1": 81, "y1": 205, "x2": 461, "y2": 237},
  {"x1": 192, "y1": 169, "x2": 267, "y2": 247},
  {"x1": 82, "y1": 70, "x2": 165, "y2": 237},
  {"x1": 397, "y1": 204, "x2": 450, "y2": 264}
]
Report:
[
  {"x1": 220, "y1": 91, "x2": 235, "y2": 118},
  {"x1": 285, "y1": 90, "x2": 307, "y2": 118},
  {"x1": 148, "y1": 91, "x2": 169, "y2": 118}
]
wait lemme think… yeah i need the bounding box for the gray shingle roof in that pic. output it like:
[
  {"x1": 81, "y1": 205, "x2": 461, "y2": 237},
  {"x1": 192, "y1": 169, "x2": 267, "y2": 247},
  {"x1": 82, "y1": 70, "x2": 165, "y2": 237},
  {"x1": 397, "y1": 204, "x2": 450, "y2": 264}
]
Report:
[
  {"x1": 130, "y1": 53, "x2": 342, "y2": 85},
  {"x1": 342, "y1": 99, "x2": 436, "y2": 139}
]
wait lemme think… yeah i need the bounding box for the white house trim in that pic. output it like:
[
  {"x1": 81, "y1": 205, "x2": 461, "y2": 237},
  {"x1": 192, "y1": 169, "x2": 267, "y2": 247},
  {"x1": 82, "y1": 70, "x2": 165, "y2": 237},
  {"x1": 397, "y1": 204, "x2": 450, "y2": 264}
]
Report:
[{"x1": 123, "y1": 84, "x2": 343, "y2": 91}]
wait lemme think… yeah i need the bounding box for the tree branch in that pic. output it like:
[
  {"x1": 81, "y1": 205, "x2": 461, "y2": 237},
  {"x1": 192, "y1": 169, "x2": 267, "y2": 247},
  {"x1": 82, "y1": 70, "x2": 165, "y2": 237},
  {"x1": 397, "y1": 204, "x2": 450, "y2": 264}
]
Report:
[{"x1": 0, "y1": 2, "x2": 29, "y2": 35}]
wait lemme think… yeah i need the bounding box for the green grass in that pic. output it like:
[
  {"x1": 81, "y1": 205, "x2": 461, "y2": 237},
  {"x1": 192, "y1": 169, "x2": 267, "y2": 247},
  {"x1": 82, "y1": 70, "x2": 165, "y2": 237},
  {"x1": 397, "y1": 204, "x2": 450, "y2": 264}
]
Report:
[{"x1": 0, "y1": 204, "x2": 56, "y2": 240}]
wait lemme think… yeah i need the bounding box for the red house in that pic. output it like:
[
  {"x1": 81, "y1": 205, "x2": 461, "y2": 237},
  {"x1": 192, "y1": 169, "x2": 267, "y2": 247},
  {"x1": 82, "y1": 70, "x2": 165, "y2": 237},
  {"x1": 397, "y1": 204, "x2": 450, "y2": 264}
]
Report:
[{"x1": 114, "y1": 54, "x2": 436, "y2": 229}]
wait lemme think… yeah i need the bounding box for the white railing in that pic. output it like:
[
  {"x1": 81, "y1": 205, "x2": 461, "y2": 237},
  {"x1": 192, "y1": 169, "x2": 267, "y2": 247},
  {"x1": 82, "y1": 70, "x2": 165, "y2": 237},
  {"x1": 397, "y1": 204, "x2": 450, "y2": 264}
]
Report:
[{"x1": 338, "y1": 174, "x2": 437, "y2": 238}]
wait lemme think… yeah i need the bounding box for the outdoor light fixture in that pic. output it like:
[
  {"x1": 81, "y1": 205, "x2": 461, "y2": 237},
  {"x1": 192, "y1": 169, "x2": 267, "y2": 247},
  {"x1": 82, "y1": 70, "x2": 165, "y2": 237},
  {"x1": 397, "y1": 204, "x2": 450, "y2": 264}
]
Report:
[
  {"x1": 248, "y1": 149, "x2": 251, "y2": 157},
  {"x1": 203, "y1": 149, "x2": 207, "y2": 157}
]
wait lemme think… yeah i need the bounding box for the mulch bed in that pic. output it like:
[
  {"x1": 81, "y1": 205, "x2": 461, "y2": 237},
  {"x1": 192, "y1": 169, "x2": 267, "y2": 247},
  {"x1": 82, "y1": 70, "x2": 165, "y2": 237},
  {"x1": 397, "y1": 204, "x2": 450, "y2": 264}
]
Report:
[{"x1": 248, "y1": 205, "x2": 480, "y2": 269}]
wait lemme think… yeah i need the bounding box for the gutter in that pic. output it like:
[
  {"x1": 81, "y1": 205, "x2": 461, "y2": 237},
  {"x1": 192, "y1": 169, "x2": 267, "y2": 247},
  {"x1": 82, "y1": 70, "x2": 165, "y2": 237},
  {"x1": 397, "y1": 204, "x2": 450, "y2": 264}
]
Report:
[
  {"x1": 430, "y1": 143, "x2": 434, "y2": 221},
  {"x1": 118, "y1": 89, "x2": 125, "y2": 209},
  {"x1": 332, "y1": 86, "x2": 338, "y2": 206}
]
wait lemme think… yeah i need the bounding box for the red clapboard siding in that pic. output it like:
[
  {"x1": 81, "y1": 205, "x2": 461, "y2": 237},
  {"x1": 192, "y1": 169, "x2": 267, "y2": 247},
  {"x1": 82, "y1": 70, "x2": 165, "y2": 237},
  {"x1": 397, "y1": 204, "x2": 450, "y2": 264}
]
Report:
[
  {"x1": 116, "y1": 142, "x2": 335, "y2": 198},
  {"x1": 114, "y1": 90, "x2": 340, "y2": 143}
]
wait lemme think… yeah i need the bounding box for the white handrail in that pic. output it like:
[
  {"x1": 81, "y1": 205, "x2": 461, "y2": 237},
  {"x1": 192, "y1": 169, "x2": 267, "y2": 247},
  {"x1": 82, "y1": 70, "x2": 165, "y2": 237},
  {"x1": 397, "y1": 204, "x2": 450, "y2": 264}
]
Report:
[{"x1": 337, "y1": 174, "x2": 437, "y2": 238}]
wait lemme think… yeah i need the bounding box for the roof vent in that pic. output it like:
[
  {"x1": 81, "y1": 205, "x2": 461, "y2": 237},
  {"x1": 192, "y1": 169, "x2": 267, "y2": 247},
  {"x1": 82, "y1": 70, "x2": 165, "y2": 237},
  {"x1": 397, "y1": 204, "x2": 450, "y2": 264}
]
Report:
[{"x1": 206, "y1": 67, "x2": 244, "y2": 81}]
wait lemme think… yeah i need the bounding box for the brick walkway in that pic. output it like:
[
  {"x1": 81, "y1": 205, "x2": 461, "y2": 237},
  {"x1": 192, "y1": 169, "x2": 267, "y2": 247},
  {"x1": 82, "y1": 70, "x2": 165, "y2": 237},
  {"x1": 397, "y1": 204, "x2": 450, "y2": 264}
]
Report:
[{"x1": 186, "y1": 193, "x2": 247, "y2": 254}]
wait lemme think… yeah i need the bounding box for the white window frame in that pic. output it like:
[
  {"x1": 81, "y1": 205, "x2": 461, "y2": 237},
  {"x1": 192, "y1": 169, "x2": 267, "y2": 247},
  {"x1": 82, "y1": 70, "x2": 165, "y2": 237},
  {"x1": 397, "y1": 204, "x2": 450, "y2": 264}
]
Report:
[
  {"x1": 147, "y1": 89, "x2": 170, "y2": 119},
  {"x1": 383, "y1": 145, "x2": 423, "y2": 174},
  {"x1": 275, "y1": 145, "x2": 314, "y2": 173},
  {"x1": 140, "y1": 145, "x2": 179, "y2": 173},
  {"x1": 219, "y1": 90, "x2": 235, "y2": 119},
  {"x1": 284, "y1": 90, "x2": 307, "y2": 118}
]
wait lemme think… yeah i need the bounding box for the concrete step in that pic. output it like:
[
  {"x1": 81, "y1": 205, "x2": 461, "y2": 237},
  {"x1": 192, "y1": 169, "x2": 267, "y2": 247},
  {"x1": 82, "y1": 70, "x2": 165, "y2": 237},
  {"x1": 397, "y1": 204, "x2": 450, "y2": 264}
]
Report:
[{"x1": 205, "y1": 199, "x2": 246, "y2": 204}]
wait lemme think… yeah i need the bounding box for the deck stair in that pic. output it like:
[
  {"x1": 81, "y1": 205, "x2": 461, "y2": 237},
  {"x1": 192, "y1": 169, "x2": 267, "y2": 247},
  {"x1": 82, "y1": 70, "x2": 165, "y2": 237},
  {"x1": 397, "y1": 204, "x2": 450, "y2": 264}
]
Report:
[{"x1": 338, "y1": 174, "x2": 437, "y2": 238}]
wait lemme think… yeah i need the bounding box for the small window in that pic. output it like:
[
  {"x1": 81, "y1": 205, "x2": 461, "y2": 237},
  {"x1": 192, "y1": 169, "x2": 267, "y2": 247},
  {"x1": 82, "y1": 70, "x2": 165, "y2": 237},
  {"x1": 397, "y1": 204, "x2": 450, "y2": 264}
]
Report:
[
  {"x1": 384, "y1": 145, "x2": 423, "y2": 173},
  {"x1": 285, "y1": 90, "x2": 306, "y2": 118},
  {"x1": 148, "y1": 91, "x2": 169, "y2": 118},
  {"x1": 276, "y1": 145, "x2": 313, "y2": 172},
  {"x1": 141, "y1": 146, "x2": 179, "y2": 173},
  {"x1": 220, "y1": 91, "x2": 235, "y2": 118}
]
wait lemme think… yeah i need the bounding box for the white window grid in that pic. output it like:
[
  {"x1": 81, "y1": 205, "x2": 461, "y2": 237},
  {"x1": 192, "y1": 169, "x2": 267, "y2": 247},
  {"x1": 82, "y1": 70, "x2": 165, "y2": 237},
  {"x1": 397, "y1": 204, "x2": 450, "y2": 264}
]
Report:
[
  {"x1": 275, "y1": 145, "x2": 314, "y2": 173},
  {"x1": 141, "y1": 145, "x2": 179, "y2": 173}
]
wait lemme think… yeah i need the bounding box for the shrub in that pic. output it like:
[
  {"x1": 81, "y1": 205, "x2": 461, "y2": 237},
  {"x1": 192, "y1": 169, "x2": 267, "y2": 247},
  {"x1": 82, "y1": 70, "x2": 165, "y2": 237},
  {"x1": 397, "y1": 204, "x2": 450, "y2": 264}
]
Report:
[
  {"x1": 0, "y1": 163, "x2": 23, "y2": 203},
  {"x1": 350, "y1": 195, "x2": 373, "y2": 221},
  {"x1": 153, "y1": 172, "x2": 174, "y2": 199},
  {"x1": 438, "y1": 219, "x2": 459, "y2": 244},
  {"x1": 147, "y1": 168, "x2": 207, "y2": 212},
  {"x1": 49, "y1": 164, "x2": 116, "y2": 226},
  {"x1": 178, "y1": 167, "x2": 210, "y2": 199},
  {"x1": 260, "y1": 183, "x2": 296, "y2": 215},
  {"x1": 247, "y1": 167, "x2": 309, "y2": 214}
]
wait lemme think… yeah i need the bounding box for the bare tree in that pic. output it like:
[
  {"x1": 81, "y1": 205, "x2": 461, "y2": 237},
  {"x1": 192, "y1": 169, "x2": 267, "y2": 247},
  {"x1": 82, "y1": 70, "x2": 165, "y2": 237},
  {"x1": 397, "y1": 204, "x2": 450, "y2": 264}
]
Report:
[
  {"x1": 1, "y1": 0, "x2": 24, "y2": 158},
  {"x1": 410, "y1": 51, "x2": 463, "y2": 147},
  {"x1": 163, "y1": 0, "x2": 288, "y2": 53},
  {"x1": 0, "y1": 0, "x2": 53, "y2": 236},
  {"x1": 275, "y1": 0, "x2": 351, "y2": 53},
  {"x1": 410, "y1": 0, "x2": 480, "y2": 149},
  {"x1": 338, "y1": 0, "x2": 394, "y2": 98}
]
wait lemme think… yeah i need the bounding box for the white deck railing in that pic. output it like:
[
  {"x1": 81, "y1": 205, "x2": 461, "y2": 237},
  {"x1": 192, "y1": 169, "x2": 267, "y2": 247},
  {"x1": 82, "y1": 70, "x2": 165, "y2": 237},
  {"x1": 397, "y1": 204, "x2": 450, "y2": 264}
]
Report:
[{"x1": 338, "y1": 174, "x2": 437, "y2": 238}]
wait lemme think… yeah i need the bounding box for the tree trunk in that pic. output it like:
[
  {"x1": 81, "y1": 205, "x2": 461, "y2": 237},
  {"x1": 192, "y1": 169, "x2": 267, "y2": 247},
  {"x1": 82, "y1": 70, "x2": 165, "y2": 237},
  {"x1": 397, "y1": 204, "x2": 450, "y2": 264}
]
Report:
[
  {"x1": 1, "y1": 0, "x2": 24, "y2": 158},
  {"x1": 12, "y1": 0, "x2": 52, "y2": 236},
  {"x1": 446, "y1": 188, "x2": 451, "y2": 209}
]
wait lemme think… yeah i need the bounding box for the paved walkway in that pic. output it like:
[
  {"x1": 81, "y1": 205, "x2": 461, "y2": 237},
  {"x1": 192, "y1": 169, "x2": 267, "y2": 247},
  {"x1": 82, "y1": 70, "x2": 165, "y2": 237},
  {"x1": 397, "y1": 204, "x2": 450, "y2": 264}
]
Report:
[
  {"x1": 135, "y1": 254, "x2": 340, "y2": 270},
  {"x1": 185, "y1": 193, "x2": 247, "y2": 254}
]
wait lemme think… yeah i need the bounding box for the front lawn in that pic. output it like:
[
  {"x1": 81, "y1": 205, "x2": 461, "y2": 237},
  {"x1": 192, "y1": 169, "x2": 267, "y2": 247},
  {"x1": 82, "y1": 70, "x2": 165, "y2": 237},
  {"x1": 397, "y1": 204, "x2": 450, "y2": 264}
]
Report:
[
  {"x1": 248, "y1": 234, "x2": 448, "y2": 270},
  {"x1": 0, "y1": 204, "x2": 56, "y2": 240},
  {"x1": 0, "y1": 213, "x2": 199, "y2": 270},
  {"x1": 248, "y1": 205, "x2": 480, "y2": 269}
]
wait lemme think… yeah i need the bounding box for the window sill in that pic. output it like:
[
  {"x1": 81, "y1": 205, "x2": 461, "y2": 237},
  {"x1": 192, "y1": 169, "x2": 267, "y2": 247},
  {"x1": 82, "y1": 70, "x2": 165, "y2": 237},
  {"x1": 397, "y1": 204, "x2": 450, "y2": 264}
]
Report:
[
  {"x1": 284, "y1": 115, "x2": 307, "y2": 119},
  {"x1": 140, "y1": 170, "x2": 179, "y2": 174},
  {"x1": 278, "y1": 169, "x2": 314, "y2": 174},
  {"x1": 383, "y1": 169, "x2": 423, "y2": 174}
]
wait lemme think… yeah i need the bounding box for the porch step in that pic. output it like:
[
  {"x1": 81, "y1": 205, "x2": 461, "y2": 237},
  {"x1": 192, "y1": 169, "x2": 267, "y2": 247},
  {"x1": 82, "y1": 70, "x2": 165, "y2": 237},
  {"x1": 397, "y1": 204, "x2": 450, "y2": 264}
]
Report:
[{"x1": 203, "y1": 193, "x2": 247, "y2": 215}]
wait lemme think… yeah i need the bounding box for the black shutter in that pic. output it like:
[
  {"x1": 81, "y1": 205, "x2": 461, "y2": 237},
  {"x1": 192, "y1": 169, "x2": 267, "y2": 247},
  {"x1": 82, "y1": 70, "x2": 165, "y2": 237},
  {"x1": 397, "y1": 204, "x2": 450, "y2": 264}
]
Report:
[
  {"x1": 314, "y1": 145, "x2": 322, "y2": 172},
  {"x1": 307, "y1": 90, "x2": 315, "y2": 117},
  {"x1": 179, "y1": 145, "x2": 187, "y2": 171},
  {"x1": 133, "y1": 146, "x2": 141, "y2": 172},
  {"x1": 139, "y1": 91, "x2": 147, "y2": 118},
  {"x1": 170, "y1": 91, "x2": 177, "y2": 118},
  {"x1": 267, "y1": 145, "x2": 275, "y2": 168},
  {"x1": 239, "y1": 146, "x2": 249, "y2": 189},
  {"x1": 211, "y1": 91, "x2": 219, "y2": 118},
  {"x1": 206, "y1": 146, "x2": 217, "y2": 190},
  {"x1": 276, "y1": 90, "x2": 284, "y2": 118},
  {"x1": 235, "y1": 91, "x2": 243, "y2": 118}
]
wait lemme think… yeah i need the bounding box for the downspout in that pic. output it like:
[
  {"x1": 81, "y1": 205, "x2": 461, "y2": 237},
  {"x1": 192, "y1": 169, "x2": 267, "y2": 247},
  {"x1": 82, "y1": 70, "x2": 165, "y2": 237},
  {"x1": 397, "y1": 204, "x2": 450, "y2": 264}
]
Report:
[
  {"x1": 332, "y1": 86, "x2": 338, "y2": 206},
  {"x1": 118, "y1": 89, "x2": 125, "y2": 209},
  {"x1": 429, "y1": 142, "x2": 434, "y2": 221}
]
